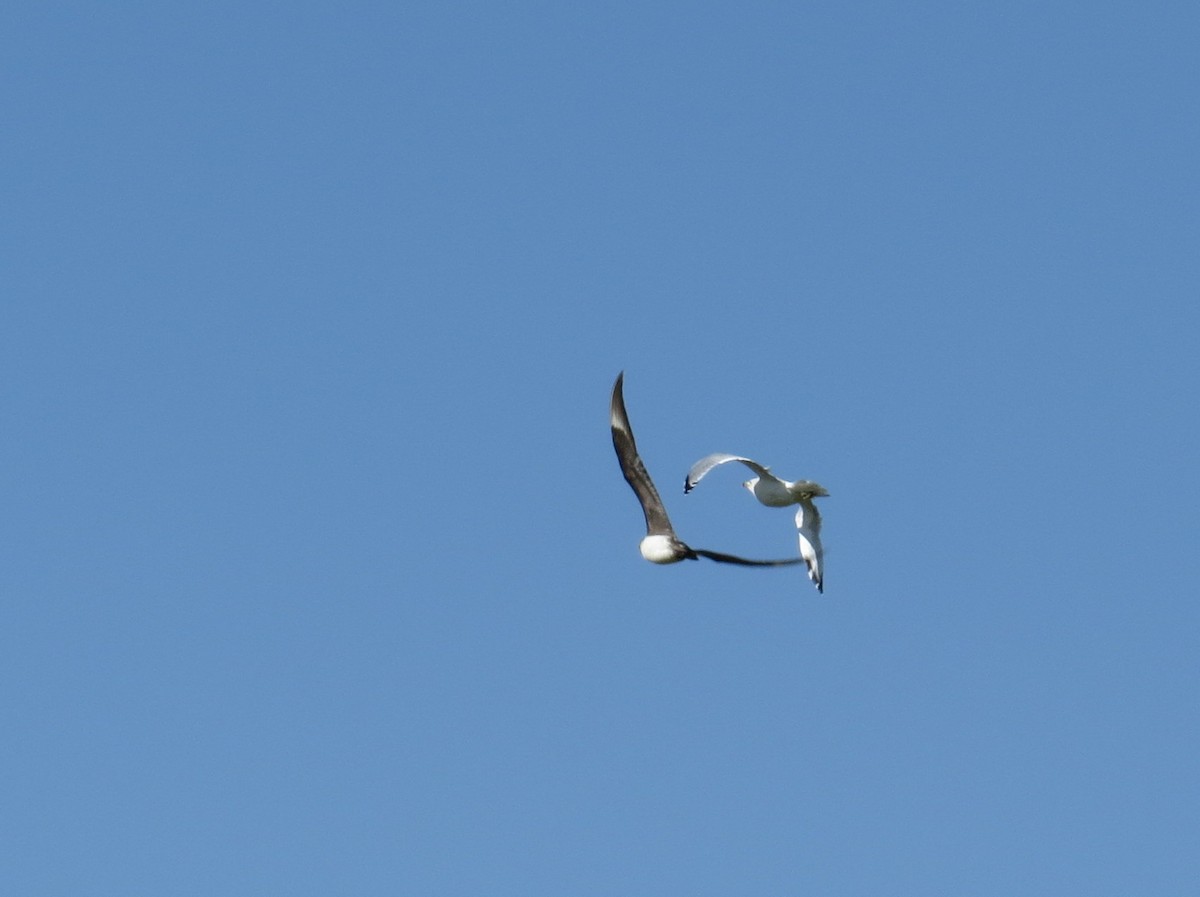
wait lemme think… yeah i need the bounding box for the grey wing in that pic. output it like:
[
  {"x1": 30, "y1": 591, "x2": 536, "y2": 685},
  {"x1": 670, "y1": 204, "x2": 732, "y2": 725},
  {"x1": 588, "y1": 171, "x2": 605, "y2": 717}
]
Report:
[
  {"x1": 684, "y1": 453, "x2": 773, "y2": 493},
  {"x1": 610, "y1": 373, "x2": 676, "y2": 538},
  {"x1": 794, "y1": 499, "x2": 824, "y2": 593},
  {"x1": 692, "y1": 548, "x2": 804, "y2": 567}
]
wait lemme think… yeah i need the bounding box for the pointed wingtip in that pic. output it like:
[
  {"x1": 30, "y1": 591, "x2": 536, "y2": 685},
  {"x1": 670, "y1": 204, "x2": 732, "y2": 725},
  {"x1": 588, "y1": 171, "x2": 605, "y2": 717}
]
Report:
[
  {"x1": 611, "y1": 371, "x2": 626, "y2": 409},
  {"x1": 611, "y1": 372, "x2": 626, "y2": 416}
]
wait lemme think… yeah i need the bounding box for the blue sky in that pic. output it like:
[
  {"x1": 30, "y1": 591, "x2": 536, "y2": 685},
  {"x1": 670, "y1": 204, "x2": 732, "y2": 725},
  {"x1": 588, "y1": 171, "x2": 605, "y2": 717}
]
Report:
[{"x1": 3, "y1": 1, "x2": 1198, "y2": 893}]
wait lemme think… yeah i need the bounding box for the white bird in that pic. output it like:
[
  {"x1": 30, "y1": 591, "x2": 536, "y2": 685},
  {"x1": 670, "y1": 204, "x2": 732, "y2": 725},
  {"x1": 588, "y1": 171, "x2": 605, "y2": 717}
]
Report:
[
  {"x1": 610, "y1": 374, "x2": 803, "y2": 568},
  {"x1": 685, "y1": 453, "x2": 829, "y2": 592}
]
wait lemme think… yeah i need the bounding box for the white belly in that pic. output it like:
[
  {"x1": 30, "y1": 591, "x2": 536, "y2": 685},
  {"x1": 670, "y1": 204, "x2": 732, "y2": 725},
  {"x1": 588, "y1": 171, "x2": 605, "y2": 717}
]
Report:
[{"x1": 749, "y1": 478, "x2": 794, "y2": 507}]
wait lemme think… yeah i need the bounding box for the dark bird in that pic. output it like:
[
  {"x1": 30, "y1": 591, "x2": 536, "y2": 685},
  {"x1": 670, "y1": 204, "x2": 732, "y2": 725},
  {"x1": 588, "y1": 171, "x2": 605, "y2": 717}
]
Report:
[{"x1": 610, "y1": 372, "x2": 802, "y2": 568}]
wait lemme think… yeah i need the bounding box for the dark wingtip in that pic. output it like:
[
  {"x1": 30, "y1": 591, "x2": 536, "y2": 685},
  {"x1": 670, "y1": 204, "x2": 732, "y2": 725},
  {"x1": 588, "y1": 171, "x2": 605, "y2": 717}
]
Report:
[{"x1": 611, "y1": 371, "x2": 626, "y2": 409}]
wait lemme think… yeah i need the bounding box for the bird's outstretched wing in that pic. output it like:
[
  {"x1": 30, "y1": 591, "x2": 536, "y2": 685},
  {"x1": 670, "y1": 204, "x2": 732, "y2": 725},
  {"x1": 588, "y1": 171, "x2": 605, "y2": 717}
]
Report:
[
  {"x1": 610, "y1": 372, "x2": 676, "y2": 539},
  {"x1": 693, "y1": 549, "x2": 803, "y2": 567},
  {"x1": 794, "y1": 499, "x2": 824, "y2": 592},
  {"x1": 684, "y1": 453, "x2": 773, "y2": 493}
]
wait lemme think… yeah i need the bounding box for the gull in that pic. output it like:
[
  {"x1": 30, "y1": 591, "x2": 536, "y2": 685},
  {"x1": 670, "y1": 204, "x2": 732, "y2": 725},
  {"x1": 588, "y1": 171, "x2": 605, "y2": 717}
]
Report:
[
  {"x1": 610, "y1": 373, "x2": 802, "y2": 568},
  {"x1": 685, "y1": 453, "x2": 829, "y2": 592}
]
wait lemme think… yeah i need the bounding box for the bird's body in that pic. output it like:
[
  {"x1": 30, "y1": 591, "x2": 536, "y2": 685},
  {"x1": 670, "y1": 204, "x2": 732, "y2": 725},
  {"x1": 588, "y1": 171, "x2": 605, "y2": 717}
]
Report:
[
  {"x1": 610, "y1": 374, "x2": 801, "y2": 568},
  {"x1": 744, "y1": 475, "x2": 798, "y2": 507},
  {"x1": 684, "y1": 452, "x2": 829, "y2": 592}
]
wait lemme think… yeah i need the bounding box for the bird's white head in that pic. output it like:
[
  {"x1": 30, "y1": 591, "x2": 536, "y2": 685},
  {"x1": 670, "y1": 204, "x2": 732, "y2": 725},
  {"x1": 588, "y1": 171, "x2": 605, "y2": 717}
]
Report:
[{"x1": 639, "y1": 534, "x2": 683, "y2": 564}]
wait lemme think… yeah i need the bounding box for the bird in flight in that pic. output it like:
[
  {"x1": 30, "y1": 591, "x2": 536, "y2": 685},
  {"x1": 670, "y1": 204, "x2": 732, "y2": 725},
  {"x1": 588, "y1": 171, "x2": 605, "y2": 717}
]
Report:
[
  {"x1": 685, "y1": 453, "x2": 829, "y2": 592},
  {"x1": 610, "y1": 373, "x2": 802, "y2": 568}
]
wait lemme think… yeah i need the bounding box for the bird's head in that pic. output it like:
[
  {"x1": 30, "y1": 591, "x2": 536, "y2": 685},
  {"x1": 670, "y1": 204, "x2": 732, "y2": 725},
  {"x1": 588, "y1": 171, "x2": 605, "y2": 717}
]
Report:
[{"x1": 796, "y1": 480, "x2": 830, "y2": 498}]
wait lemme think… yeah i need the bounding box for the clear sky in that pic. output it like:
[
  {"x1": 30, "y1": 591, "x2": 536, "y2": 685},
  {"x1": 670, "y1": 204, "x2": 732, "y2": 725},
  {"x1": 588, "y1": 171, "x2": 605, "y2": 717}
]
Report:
[{"x1": 3, "y1": 1, "x2": 1198, "y2": 894}]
